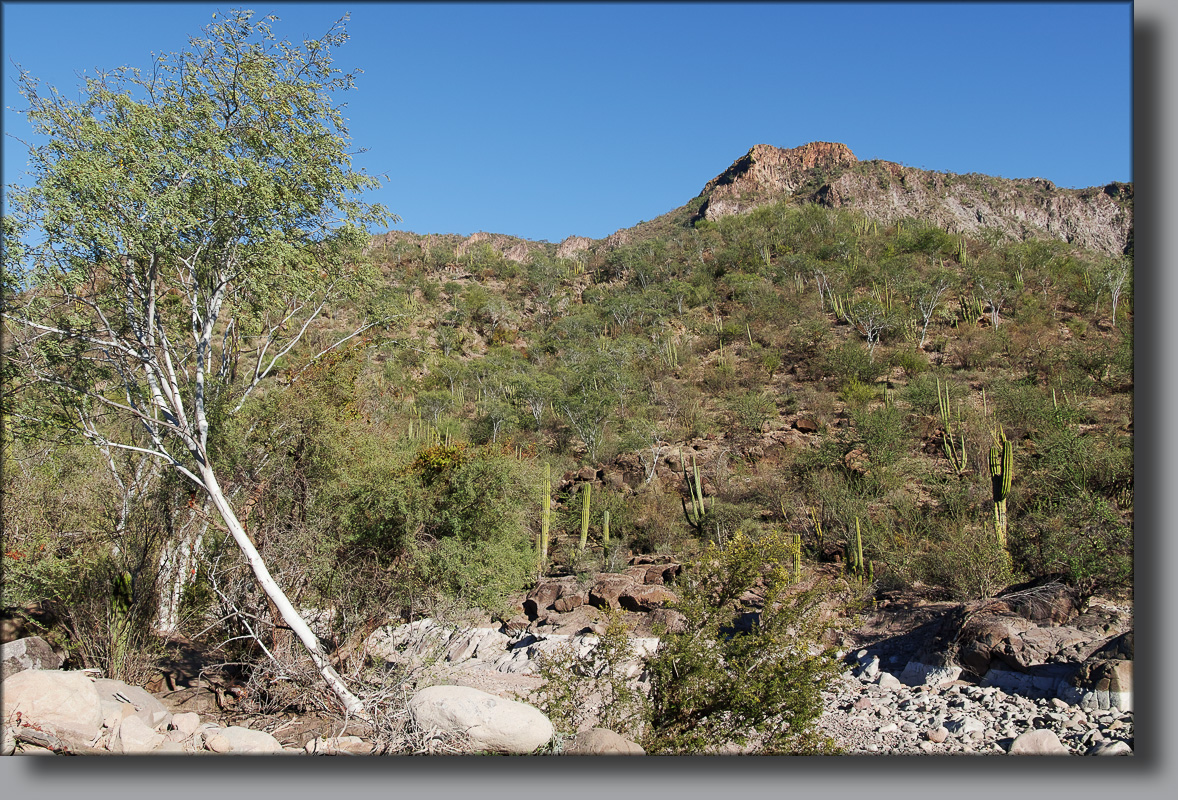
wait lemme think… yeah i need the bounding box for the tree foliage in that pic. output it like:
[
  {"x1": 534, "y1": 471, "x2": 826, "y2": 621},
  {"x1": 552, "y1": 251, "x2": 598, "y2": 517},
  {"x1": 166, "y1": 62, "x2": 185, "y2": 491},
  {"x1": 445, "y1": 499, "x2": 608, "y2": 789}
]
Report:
[{"x1": 2, "y1": 9, "x2": 392, "y2": 716}]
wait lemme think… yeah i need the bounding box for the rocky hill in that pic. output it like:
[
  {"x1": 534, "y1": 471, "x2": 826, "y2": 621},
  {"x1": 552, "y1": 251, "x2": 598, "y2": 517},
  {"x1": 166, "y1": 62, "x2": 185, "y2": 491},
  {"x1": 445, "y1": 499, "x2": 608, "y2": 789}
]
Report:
[{"x1": 693, "y1": 142, "x2": 1132, "y2": 257}]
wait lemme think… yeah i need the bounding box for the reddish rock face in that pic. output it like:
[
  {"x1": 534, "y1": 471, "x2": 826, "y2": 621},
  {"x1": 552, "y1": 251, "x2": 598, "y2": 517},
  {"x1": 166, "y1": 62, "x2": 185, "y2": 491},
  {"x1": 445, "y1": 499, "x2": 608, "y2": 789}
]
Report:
[
  {"x1": 589, "y1": 574, "x2": 637, "y2": 610},
  {"x1": 619, "y1": 585, "x2": 677, "y2": 613},
  {"x1": 524, "y1": 578, "x2": 578, "y2": 618},
  {"x1": 700, "y1": 142, "x2": 858, "y2": 221},
  {"x1": 553, "y1": 594, "x2": 584, "y2": 613}
]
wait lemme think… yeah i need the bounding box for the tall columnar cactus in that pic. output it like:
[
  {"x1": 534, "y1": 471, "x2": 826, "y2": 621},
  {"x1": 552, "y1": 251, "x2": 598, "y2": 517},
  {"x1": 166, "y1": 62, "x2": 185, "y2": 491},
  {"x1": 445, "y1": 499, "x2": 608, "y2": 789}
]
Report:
[
  {"x1": 989, "y1": 427, "x2": 1013, "y2": 554},
  {"x1": 538, "y1": 463, "x2": 551, "y2": 571},
  {"x1": 808, "y1": 506, "x2": 825, "y2": 550},
  {"x1": 109, "y1": 570, "x2": 134, "y2": 680},
  {"x1": 937, "y1": 379, "x2": 968, "y2": 476},
  {"x1": 603, "y1": 509, "x2": 611, "y2": 547},
  {"x1": 681, "y1": 451, "x2": 708, "y2": 533},
  {"x1": 579, "y1": 482, "x2": 592, "y2": 553}
]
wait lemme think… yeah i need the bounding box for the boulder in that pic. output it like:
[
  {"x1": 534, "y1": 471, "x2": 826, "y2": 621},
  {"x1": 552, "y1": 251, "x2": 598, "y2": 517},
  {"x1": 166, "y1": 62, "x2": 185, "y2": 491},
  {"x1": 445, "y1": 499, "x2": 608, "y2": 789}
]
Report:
[
  {"x1": 110, "y1": 714, "x2": 165, "y2": 754},
  {"x1": 644, "y1": 563, "x2": 681, "y2": 585},
  {"x1": 619, "y1": 585, "x2": 676, "y2": 612},
  {"x1": 304, "y1": 735, "x2": 373, "y2": 755},
  {"x1": 589, "y1": 574, "x2": 637, "y2": 610},
  {"x1": 170, "y1": 711, "x2": 202, "y2": 737},
  {"x1": 899, "y1": 660, "x2": 962, "y2": 688},
  {"x1": 409, "y1": 685, "x2": 553, "y2": 754},
  {"x1": 563, "y1": 728, "x2": 645, "y2": 755},
  {"x1": 553, "y1": 594, "x2": 585, "y2": 613},
  {"x1": 1086, "y1": 740, "x2": 1132, "y2": 756},
  {"x1": 995, "y1": 626, "x2": 1091, "y2": 671},
  {"x1": 93, "y1": 678, "x2": 171, "y2": 730},
  {"x1": 1008, "y1": 728, "x2": 1069, "y2": 755},
  {"x1": 1, "y1": 668, "x2": 104, "y2": 742},
  {"x1": 792, "y1": 416, "x2": 820, "y2": 433},
  {"x1": 1, "y1": 636, "x2": 64, "y2": 681},
  {"x1": 525, "y1": 579, "x2": 578, "y2": 618},
  {"x1": 204, "y1": 725, "x2": 284, "y2": 754},
  {"x1": 1061, "y1": 658, "x2": 1133, "y2": 712}
]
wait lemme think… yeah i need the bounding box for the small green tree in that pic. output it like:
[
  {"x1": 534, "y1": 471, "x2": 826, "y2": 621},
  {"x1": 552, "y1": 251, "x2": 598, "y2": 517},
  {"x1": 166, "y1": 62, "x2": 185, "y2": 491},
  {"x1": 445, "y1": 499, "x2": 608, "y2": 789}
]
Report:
[
  {"x1": 3, "y1": 10, "x2": 392, "y2": 716},
  {"x1": 643, "y1": 529, "x2": 843, "y2": 754}
]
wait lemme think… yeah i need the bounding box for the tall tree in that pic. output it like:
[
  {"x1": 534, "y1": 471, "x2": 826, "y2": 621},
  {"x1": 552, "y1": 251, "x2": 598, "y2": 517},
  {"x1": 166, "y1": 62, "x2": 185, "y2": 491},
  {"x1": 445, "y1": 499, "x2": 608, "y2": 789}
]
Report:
[{"x1": 3, "y1": 10, "x2": 393, "y2": 716}]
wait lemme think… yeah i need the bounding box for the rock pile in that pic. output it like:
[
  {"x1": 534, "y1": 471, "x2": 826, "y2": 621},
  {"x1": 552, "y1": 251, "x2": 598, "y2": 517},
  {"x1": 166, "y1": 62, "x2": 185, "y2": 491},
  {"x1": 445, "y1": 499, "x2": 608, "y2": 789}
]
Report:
[{"x1": 817, "y1": 652, "x2": 1133, "y2": 755}]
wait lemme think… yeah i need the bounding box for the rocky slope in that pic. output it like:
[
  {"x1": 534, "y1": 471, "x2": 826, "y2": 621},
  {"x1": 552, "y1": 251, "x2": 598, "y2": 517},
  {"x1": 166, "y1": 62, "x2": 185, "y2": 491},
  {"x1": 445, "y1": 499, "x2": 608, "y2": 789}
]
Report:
[{"x1": 694, "y1": 141, "x2": 1132, "y2": 257}]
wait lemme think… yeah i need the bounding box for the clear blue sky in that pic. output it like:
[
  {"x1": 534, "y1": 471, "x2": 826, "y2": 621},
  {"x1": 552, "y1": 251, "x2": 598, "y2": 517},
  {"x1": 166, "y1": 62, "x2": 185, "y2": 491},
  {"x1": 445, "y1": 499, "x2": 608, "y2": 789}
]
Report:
[{"x1": 2, "y1": 2, "x2": 1132, "y2": 243}]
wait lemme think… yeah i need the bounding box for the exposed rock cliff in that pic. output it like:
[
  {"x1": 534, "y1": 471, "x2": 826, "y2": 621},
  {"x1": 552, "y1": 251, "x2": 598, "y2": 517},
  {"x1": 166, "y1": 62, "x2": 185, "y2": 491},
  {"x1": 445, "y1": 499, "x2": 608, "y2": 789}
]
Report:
[{"x1": 696, "y1": 143, "x2": 1132, "y2": 257}]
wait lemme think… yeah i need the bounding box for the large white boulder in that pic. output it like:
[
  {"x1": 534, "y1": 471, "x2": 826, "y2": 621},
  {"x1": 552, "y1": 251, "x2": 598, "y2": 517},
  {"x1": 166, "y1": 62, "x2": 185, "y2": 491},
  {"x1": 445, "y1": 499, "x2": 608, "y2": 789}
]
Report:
[
  {"x1": 203, "y1": 725, "x2": 284, "y2": 754},
  {"x1": 409, "y1": 685, "x2": 553, "y2": 754},
  {"x1": 1, "y1": 669, "x2": 104, "y2": 742},
  {"x1": 110, "y1": 714, "x2": 165, "y2": 754},
  {"x1": 93, "y1": 678, "x2": 171, "y2": 729}
]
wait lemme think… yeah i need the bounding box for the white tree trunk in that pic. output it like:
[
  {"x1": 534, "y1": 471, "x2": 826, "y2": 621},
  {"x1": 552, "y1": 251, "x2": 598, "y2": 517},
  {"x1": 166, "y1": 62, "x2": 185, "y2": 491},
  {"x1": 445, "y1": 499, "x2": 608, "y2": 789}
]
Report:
[
  {"x1": 156, "y1": 529, "x2": 205, "y2": 634},
  {"x1": 199, "y1": 464, "x2": 368, "y2": 719}
]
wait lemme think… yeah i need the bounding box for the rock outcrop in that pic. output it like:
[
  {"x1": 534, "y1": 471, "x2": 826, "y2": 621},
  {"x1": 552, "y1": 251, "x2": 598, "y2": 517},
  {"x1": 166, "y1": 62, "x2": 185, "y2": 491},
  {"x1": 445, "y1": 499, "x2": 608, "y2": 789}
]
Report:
[{"x1": 695, "y1": 142, "x2": 1132, "y2": 257}]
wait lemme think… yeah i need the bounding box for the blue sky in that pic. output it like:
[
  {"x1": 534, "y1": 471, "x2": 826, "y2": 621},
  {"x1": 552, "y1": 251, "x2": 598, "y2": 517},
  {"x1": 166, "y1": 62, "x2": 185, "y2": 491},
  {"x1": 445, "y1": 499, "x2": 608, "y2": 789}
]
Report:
[{"x1": 2, "y1": 2, "x2": 1132, "y2": 243}]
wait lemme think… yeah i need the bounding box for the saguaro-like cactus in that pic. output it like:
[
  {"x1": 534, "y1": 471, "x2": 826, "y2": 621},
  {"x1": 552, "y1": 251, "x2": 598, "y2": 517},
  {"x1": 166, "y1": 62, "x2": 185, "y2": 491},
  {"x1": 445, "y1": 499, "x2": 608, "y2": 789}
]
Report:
[
  {"x1": 603, "y1": 509, "x2": 611, "y2": 547},
  {"x1": 579, "y1": 482, "x2": 592, "y2": 554},
  {"x1": 109, "y1": 570, "x2": 134, "y2": 680},
  {"x1": 989, "y1": 428, "x2": 1013, "y2": 554},
  {"x1": 680, "y1": 451, "x2": 709, "y2": 533},
  {"x1": 538, "y1": 463, "x2": 551, "y2": 571},
  {"x1": 938, "y1": 379, "x2": 968, "y2": 476}
]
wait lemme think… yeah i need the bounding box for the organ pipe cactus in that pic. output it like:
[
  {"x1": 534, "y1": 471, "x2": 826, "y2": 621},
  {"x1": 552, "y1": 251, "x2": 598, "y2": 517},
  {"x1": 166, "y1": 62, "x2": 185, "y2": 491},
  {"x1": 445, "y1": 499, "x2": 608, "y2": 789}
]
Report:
[
  {"x1": 109, "y1": 570, "x2": 134, "y2": 680},
  {"x1": 538, "y1": 463, "x2": 551, "y2": 571},
  {"x1": 681, "y1": 451, "x2": 709, "y2": 533},
  {"x1": 938, "y1": 379, "x2": 968, "y2": 476},
  {"x1": 989, "y1": 427, "x2": 1013, "y2": 554},
  {"x1": 579, "y1": 482, "x2": 591, "y2": 554}
]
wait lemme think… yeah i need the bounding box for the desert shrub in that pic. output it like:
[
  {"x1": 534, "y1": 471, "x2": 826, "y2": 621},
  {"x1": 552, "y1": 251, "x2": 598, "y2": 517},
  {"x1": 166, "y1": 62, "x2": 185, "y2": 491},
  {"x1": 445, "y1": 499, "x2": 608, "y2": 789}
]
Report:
[
  {"x1": 901, "y1": 371, "x2": 954, "y2": 415},
  {"x1": 988, "y1": 379, "x2": 1059, "y2": 439},
  {"x1": 410, "y1": 532, "x2": 535, "y2": 619},
  {"x1": 920, "y1": 521, "x2": 1016, "y2": 600},
  {"x1": 890, "y1": 346, "x2": 929, "y2": 377},
  {"x1": 534, "y1": 613, "x2": 649, "y2": 741},
  {"x1": 611, "y1": 485, "x2": 686, "y2": 555},
  {"x1": 1015, "y1": 493, "x2": 1132, "y2": 600},
  {"x1": 727, "y1": 390, "x2": 777, "y2": 434},
  {"x1": 838, "y1": 376, "x2": 878, "y2": 409},
  {"x1": 818, "y1": 339, "x2": 884, "y2": 387},
  {"x1": 850, "y1": 403, "x2": 910, "y2": 469},
  {"x1": 643, "y1": 529, "x2": 842, "y2": 754},
  {"x1": 954, "y1": 326, "x2": 1001, "y2": 371}
]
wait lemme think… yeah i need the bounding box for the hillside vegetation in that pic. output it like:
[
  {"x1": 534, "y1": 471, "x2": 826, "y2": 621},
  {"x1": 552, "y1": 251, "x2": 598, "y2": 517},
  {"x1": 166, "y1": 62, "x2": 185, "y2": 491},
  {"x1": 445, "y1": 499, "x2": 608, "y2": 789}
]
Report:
[{"x1": 4, "y1": 151, "x2": 1132, "y2": 726}]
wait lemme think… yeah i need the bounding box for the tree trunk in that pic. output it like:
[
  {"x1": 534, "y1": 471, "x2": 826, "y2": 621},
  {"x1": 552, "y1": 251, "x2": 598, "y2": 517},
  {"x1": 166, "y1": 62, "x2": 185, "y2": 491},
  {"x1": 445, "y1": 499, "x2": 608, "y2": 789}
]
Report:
[{"x1": 199, "y1": 464, "x2": 367, "y2": 719}]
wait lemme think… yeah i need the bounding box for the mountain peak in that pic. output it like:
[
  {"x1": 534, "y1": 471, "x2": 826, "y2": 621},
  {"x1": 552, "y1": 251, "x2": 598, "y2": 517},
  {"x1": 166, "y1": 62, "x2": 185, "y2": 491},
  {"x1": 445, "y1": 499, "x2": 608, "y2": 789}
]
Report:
[{"x1": 699, "y1": 142, "x2": 858, "y2": 220}]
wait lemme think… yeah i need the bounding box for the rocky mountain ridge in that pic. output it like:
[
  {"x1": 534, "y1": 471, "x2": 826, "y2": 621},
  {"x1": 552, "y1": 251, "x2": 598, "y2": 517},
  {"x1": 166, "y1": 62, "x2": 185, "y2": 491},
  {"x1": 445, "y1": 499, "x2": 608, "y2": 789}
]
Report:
[
  {"x1": 372, "y1": 141, "x2": 1132, "y2": 261},
  {"x1": 695, "y1": 141, "x2": 1133, "y2": 258}
]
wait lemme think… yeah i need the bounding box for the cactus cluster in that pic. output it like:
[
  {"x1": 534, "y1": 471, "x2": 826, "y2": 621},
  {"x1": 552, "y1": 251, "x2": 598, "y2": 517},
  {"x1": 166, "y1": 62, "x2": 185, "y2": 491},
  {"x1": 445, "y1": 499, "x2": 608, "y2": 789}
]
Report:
[
  {"x1": 938, "y1": 379, "x2": 968, "y2": 476},
  {"x1": 579, "y1": 482, "x2": 592, "y2": 554},
  {"x1": 538, "y1": 463, "x2": 551, "y2": 570},
  {"x1": 989, "y1": 427, "x2": 1013, "y2": 553},
  {"x1": 681, "y1": 451, "x2": 710, "y2": 533},
  {"x1": 848, "y1": 517, "x2": 873, "y2": 583}
]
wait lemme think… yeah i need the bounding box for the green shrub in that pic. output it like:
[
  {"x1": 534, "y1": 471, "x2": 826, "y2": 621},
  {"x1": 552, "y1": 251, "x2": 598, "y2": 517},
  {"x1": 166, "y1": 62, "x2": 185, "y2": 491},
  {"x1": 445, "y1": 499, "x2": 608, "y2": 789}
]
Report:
[
  {"x1": 728, "y1": 391, "x2": 777, "y2": 433},
  {"x1": 643, "y1": 529, "x2": 843, "y2": 754},
  {"x1": 818, "y1": 339, "x2": 884, "y2": 387},
  {"x1": 534, "y1": 613, "x2": 649, "y2": 741}
]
